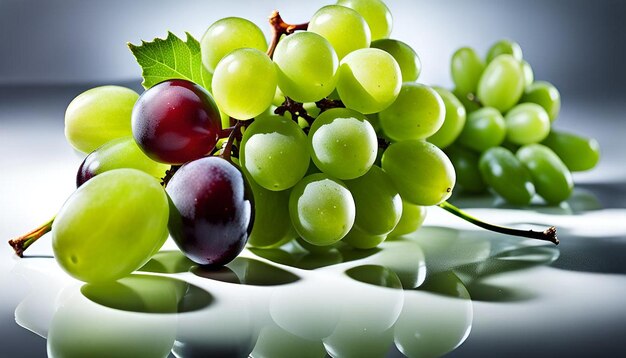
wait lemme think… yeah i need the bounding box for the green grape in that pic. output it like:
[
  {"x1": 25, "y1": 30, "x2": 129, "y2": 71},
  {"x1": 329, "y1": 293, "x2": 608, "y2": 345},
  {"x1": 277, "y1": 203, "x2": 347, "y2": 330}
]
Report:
[
  {"x1": 517, "y1": 144, "x2": 574, "y2": 204},
  {"x1": 428, "y1": 87, "x2": 467, "y2": 149},
  {"x1": 486, "y1": 39, "x2": 523, "y2": 63},
  {"x1": 504, "y1": 103, "x2": 551, "y2": 145},
  {"x1": 522, "y1": 60, "x2": 534, "y2": 87},
  {"x1": 457, "y1": 107, "x2": 506, "y2": 152},
  {"x1": 289, "y1": 174, "x2": 356, "y2": 246},
  {"x1": 451, "y1": 47, "x2": 485, "y2": 96},
  {"x1": 371, "y1": 39, "x2": 421, "y2": 82},
  {"x1": 453, "y1": 88, "x2": 481, "y2": 114},
  {"x1": 308, "y1": 5, "x2": 371, "y2": 60},
  {"x1": 477, "y1": 54, "x2": 525, "y2": 112},
  {"x1": 479, "y1": 147, "x2": 536, "y2": 205},
  {"x1": 445, "y1": 145, "x2": 487, "y2": 194},
  {"x1": 522, "y1": 81, "x2": 561, "y2": 122},
  {"x1": 388, "y1": 200, "x2": 427, "y2": 237},
  {"x1": 541, "y1": 130, "x2": 600, "y2": 172},
  {"x1": 65, "y1": 86, "x2": 139, "y2": 153},
  {"x1": 336, "y1": 48, "x2": 402, "y2": 114},
  {"x1": 246, "y1": 174, "x2": 297, "y2": 248},
  {"x1": 52, "y1": 169, "x2": 169, "y2": 282},
  {"x1": 240, "y1": 115, "x2": 309, "y2": 191},
  {"x1": 337, "y1": 0, "x2": 393, "y2": 40},
  {"x1": 78, "y1": 136, "x2": 170, "y2": 185},
  {"x1": 212, "y1": 48, "x2": 277, "y2": 120},
  {"x1": 382, "y1": 140, "x2": 456, "y2": 206},
  {"x1": 219, "y1": 109, "x2": 231, "y2": 132},
  {"x1": 273, "y1": 31, "x2": 338, "y2": 103},
  {"x1": 343, "y1": 166, "x2": 403, "y2": 249},
  {"x1": 379, "y1": 83, "x2": 445, "y2": 141},
  {"x1": 308, "y1": 108, "x2": 378, "y2": 180},
  {"x1": 200, "y1": 17, "x2": 267, "y2": 73}
]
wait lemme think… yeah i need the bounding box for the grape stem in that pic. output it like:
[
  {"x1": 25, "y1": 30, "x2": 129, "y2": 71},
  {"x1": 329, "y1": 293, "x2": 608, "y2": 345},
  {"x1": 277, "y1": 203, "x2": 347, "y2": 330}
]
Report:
[
  {"x1": 8, "y1": 217, "x2": 55, "y2": 257},
  {"x1": 267, "y1": 10, "x2": 309, "y2": 58},
  {"x1": 275, "y1": 97, "x2": 316, "y2": 125},
  {"x1": 221, "y1": 120, "x2": 244, "y2": 162},
  {"x1": 316, "y1": 98, "x2": 345, "y2": 113},
  {"x1": 466, "y1": 93, "x2": 483, "y2": 107},
  {"x1": 438, "y1": 201, "x2": 559, "y2": 245}
]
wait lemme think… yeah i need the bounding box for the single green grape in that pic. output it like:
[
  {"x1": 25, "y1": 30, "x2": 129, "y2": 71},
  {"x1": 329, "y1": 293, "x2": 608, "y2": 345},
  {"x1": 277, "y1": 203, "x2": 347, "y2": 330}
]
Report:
[
  {"x1": 379, "y1": 83, "x2": 445, "y2": 141},
  {"x1": 382, "y1": 140, "x2": 456, "y2": 206},
  {"x1": 273, "y1": 31, "x2": 338, "y2": 103},
  {"x1": 308, "y1": 5, "x2": 371, "y2": 60},
  {"x1": 504, "y1": 103, "x2": 551, "y2": 145},
  {"x1": 289, "y1": 174, "x2": 356, "y2": 246},
  {"x1": 212, "y1": 48, "x2": 277, "y2": 120},
  {"x1": 77, "y1": 136, "x2": 170, "y2": 186},
  {"x1": 477, "y1": 54, "x2": 525, "y2": 112},
  {"x1": 308, "y1": 108, "x2": 378, "y2": 180},
  {"x1": 337, "y1": 0, "x2": 393, "y2": 40},
  {"x1": 200, "y1": 17, "x2": 267, "y2": 73},
  {"x1": 522, "y1": 60, "x2": 534, "y2": 87},
  {"x1": 457, "y1": 107, "x2": 506, "y2": 152},
  {"x1": 245, "y1": 173, "x2": 297, "y2": 248},
  {"x1": 65, "y1": 85, "x2": 139, "y2": 153},
  {"x1": 388, "y1": 201, "x2": 427, "y2": 237},
  {"x1": 451, "y1": 47, "x2": 485, "y2": 96},
  {"x1": 541, "y1": 130, "x2": 600, "y2": 172},
  {"x1": 428, "y1": 87, "x2": 467, "y2": 149},
  {"x1": 445, "y1": 145, "x2": 487, "y2": 194},
  {"x1": 371, "y1": 39, "x2": 421, "y2": 82},
  {"x1": 241, "y1": 115, "x2": 309, "y2": 191},
  {"x1": 52, "y1": 169, "x2": 169, "y2": 283},
  {"x1": 479, "y1": 147, "x2": 536, "y2": 205},
  {"x1": 517, "y1": 144, "x2": 573, "y2": 204},
  {"x1": 486, "y1": 39, "x2": 523, "y2": 63},
  {"x1": 343, "y1": 166, "x2": 403, "y2": 249},
  {"x1": 522, "y1": 81, "x2": 561, "y2": 122},
  {"x1": 336, "y1": 48, "x2": 402, "y2": 114}
]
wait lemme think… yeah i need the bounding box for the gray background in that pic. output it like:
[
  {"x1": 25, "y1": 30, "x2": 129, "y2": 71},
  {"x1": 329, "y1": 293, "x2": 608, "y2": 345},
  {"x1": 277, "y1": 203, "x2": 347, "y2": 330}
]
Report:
[{"x1": 1, "y1": 0, "x2": 624, "y2": 99}]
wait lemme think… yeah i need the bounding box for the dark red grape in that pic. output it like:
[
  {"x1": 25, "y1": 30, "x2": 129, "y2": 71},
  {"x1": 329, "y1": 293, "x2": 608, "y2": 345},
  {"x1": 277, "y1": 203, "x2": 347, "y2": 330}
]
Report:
[
  {"x1": 132, "y1": 79, "x2": 221, "y2": 164},
  {"x1": 166, "y1": 157, "x2": 254, "y2": 266}
]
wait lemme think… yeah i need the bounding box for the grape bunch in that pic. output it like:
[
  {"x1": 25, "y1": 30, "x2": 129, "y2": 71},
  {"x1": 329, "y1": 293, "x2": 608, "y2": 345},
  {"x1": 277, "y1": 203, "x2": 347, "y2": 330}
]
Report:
[
  {"x1": 432, "y1": 40, "x2": 600, "y2": 205},
  {"x1": 10, "y1": 0, "x2": 567, "y2": 284}
]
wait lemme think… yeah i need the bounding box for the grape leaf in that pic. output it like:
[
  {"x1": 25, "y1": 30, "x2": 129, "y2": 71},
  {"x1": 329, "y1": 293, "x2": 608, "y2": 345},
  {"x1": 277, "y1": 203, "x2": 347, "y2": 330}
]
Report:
[{"x1": 128, "y1": 32, "x2": 212, "y2": 91}]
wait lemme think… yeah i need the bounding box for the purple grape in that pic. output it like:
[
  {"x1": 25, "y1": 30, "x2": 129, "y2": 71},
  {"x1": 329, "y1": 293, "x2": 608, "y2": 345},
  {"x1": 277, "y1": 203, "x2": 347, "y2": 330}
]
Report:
[
  {"x1": 132, "y1": 79, "x2": 222, "y2": 165},
  {"x1": 166, "y1": 157, "x2": 254, "y2": 266}
]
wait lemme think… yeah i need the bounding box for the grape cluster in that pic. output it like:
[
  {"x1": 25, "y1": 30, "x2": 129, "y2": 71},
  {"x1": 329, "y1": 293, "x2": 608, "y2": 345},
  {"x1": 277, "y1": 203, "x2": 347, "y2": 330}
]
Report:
[
  {"x1": 436, "y1": 40, "x2": 600, "y2": 205},
  {"x1": 10, "y1": 0, "x2": 573, "y2": 283}
]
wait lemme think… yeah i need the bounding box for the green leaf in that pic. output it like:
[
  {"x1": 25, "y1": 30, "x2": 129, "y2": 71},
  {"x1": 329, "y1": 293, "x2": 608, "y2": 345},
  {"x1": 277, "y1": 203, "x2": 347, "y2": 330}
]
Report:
[{"x1": 128, "y1": 32, "x2": 212, "y2": 91}]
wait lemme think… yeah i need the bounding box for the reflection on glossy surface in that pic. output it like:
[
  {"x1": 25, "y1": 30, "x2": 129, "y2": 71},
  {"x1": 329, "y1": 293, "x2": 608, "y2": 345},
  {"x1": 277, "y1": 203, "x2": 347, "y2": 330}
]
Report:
[
  {"x1": 395, "y1": 272, "x2": 473, "y2": 358},
  {"x1": 81, "y1": 274, "x2": 213, "y2": 313},
  {"x1": 47, "y1": 287, "x2": 177, "y2": 358},
  {"x1": 251, "y1": 324, "x2": 327, "y2": 358},
  {"x1": 139, "y1": 250, "x2": 195, "y2": 274},
  {"x1": 192, "y1": 257, "x2": 300, "y2": 285}
]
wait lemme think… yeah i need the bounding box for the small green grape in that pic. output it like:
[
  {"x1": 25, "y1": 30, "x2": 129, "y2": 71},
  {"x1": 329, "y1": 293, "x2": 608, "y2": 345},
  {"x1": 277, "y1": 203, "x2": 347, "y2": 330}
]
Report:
[
  {"x1": 308, "y1": 5, "x2": 371, "y2": 60},
  {"x1": 379, "y1": 83, "x2": 445, "y2": 142},
  {"x1": 212, "y1": 48, "x2": 277, "y2": 120},
  {"x1": 504, "y1": 103, "x2": 551, "y2": 145},
  {"x1": 309, "y1": 108, "x2": 378, "y2": 180},
  {"x1": 52, "y1": 169, "x2": 169, "y2": 283},
  {"x1": 451, "y1": 47, "x2": 485, "y2": 96},
  {"x1": 479, "y1": 147, "x2": 536, "y2": 205},
  {"x1": 522, "y1": 81, "x2": 561, "y2": 122},
  {"x1": 336, "y1": 48, "x2": 402, "y2": 114},
  {"x1": 382, "y1": 140, "x2": 456, "y2": 206},
  {"x1": 517, "y1": 144, "x2": 573, "y2": 204},
  {"x1": 428, "y1": 88, "x2": 467, "y2": 149},
  {"x1": 457, "y1": 107, "x2": 506, "y2": 152},
  {"x1": 445, "y1": 145, "x2": 487, "y2": 194},
  {"x1": 240, "y1": 115, "x2": 310, "y2": 191},
  {"x1": 289, "y1": 174, "x2": 356, "y2": 246},
  {"x1": 541, "y1": 130, "x2": 600, "y2": 172},
  {"x1": 65, "y1": 86, "x2": 139, "y2": 153},
  {"x1": 371, "y1": 39, "x2": 421, "y2": 82},
  {"x1": 200, "y1": 17, "x2": 267, "y2": 73},
  {"x1": 388, "y1": 201, "x2": 427, "y2": 237},
  {"x1": 477, "y1": 54, "x2": 525, "y2": 112},
  {"x1": 337, "y1": 0, "x2": 393, "y2": 40},
  {"x1": 522, "y1": 60, "x2": 534, "y2": 87},
  {"x1": 486, "y1": 39, "x2": 523, "y2": 63}
]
